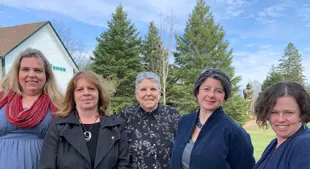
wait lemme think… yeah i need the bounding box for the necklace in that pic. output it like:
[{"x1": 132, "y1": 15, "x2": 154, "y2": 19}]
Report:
[
  {"x1": 196, "y1": 117, "x2": 204, "y2": 129},
  {"x1": 79, "y1": 115, "x2": 100, "y2": 142}
]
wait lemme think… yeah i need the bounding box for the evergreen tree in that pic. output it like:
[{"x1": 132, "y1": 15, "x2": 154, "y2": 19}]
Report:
[
  {"x1": 142, "y1": 21, "x2": 171, "y2": 104},
  {"x1": 278, "y1": 42, "x2": 304, "y2": 84},
  {"x1": 261, "y1": 65, "x2": 283, "y2": 91},
  {"x1": 91, "y1": 4, "x2": 142, "y2": 113},
  {"x1": 170, "y1": 0, "x2": 247, "y2": 124},
  {"x1": 142, "y1": 21, "x2": 165, "y2": 75},
  {"x1": 223, "y1": 95, "x2": 249, "y2": 126}
]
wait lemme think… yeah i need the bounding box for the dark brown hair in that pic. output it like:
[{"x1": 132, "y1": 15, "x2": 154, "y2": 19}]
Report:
[{"x1": 255, "y1": 81, "x2": 310, "y2": 127}]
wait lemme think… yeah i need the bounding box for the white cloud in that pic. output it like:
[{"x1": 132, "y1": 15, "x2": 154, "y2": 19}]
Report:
[
  {"x1": 260, "y1": 44, "x2": 272, "y2": 49},
  {"x1": 255, "y1": 3, "x2": 287, "y2": 27},
  {"x1": 3, "y1": 0, "x2": 309, "y2": 86},
  {"x1": 234, "y1": 45, "x2": 310, "y2": 88},
  {"x1": 302, "y1": 55, "x2": 310, "y2": 84},
  {"x1": 222, "y1": 0, "x2": 247, "y2": 6},
  {"x1": 239, "y1": 23, "x2": 307, "y2": 40},
  {"x1": 2, "y1": 0, "x2": 116, "y2": 26},
  {"x1": 255, "y1": 18, "x2": 276, "y2": 26},
  {"x1": 245, "y1": 43, "x2": 256, "y2": 48},
  {"x1": 257, "y1": 4, "x2": 286, "y2": 18},
  {"x1": 240, "y1": 0, "x2": 300, "y2": 38},
  {"x1": 208, "y1": 0, "x2": 256, "y2": 20},
  {"x1": 299, "y1": 4, "x2": 310, "y2": 27},
  {"x1": 233, "y1": 48, "x2": 281, "y2": 87},
  {"x1": 1, "y1": 0, "x2": 196, "y2": 29}
]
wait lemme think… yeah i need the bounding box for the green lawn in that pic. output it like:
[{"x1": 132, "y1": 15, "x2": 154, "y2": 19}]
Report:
[{"x1": 245, "y1": 126, "x2": 275, "y2": 161}]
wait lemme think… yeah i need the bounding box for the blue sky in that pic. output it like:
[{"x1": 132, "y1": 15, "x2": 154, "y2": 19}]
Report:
[{"x1": 1, "y1": 0, "x2": 310, "y2": 88}]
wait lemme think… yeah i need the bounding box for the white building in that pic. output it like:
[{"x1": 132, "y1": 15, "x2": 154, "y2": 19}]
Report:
[{"x1": 0, "y1": 21, "x2": 79, "y2": 92}]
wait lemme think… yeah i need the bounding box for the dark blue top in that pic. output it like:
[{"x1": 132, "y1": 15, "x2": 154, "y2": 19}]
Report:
[
  {"x1": 170, "y1": 107, "x2": 255, "y2": 169},
  {"x1": 253, "y1": 125, "x2": 310, "y2": 169}
]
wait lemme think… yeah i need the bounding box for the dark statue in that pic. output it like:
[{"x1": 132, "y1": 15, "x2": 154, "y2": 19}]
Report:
[{"x1": 243, "y1": 83, "x2": 254, "y2": 116}]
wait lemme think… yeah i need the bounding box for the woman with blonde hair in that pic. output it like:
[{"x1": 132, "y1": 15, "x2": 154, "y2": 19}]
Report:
[
  {"x1": 0, "y1": 48, "x2": 63, "y2": 169},
  {"x1": 40, "y1": 70, "x2": 130, "y2": 169}
]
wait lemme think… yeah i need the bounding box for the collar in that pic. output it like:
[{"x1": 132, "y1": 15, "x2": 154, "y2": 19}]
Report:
[
  {"x1": 257, "y1": 124, "x2": 309, "y2": 166},
  {"x1": 138, "y1": 104, "x2": 161, "y2": 119},
  {"x1": 269, "y1": 124, "x2": 308, "y2": 148},
  {"x1": 54, "y1": 112, "x2": 123, "y2": 128},
  {"x1": 195, "y1": 107, "x2": 224, "y2": 121},
  {"x1": 192, "y1": 107, "x2": 225, "y2": 129},
  {"x1": 281, "y1": 124, "x2": 308, "y2": 142},
  {"x1": 139, "y1": 104, "x2": 159, "y2": 113}
]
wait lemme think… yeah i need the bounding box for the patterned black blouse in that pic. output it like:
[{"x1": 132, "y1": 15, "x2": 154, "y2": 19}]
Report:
[{"x1": 118, "y1": 104, "x2": 181, "y2": 169}]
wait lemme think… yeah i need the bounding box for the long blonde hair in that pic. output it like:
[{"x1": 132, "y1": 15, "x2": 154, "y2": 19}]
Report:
[
  {"x1": 0, "y1": 48, "x2": 63, "y2": 109},
  {"x1": 57, "y1": 70, "x2": 110, "y2": 117}
]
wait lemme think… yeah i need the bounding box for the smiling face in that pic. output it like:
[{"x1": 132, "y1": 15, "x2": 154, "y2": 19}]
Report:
[
  {"x1": 269, "y1": 96, "x2": 302, "y2": 143},
  {"x1": 136, "y1": 79, "x2": 160, "y2": 112},
  {"x1": 197, "y1": 78, "x2": 225, "y2": 114},
  {"x1": 74, "y1": 77, "x2": 99, "y2": 112},
  {"x1": 18, "y1": 56, "x2": 46, "y2": 96}
]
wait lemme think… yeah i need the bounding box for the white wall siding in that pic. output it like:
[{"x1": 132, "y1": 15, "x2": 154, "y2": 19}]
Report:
[{"x1": 4, "y1": 23, "x2": 78, "y2": 93}]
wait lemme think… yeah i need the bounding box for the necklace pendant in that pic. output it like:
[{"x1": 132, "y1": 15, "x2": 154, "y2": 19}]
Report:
[
  {"x1": 84, "y1": 131, "x2": 92, "y2": 142},
  {"x1": 196, "y1": 118, "x2": 204, "y2": 129}
]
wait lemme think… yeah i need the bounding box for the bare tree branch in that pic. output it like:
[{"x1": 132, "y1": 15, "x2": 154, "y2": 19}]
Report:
[
  {"x1": 159, "y1": 13, "x2": 176, "y2": 104},
  {"x1": 51, "y1": 19, "x2": 90, "y2": 68}
]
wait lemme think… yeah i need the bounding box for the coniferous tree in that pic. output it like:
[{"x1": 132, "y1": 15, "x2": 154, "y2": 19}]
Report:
[
  {"x1": 170, "y1": 0, "x2": 247, "y2": 124},
  {"x1": 91, "y1": 4, "x2": 142, "y2": 113},
  {"x1": 172, "y1": 0, "x2": 233, "y2": 110},
  {"x1": 277, "y1": 42, "x2": 304, "y2": 84},
  {"x1": 142, "y1": 21, "x2": 165, "y2": 75},
  {"x1": 261, "y1": 65, "x2": 283, "y2": 92},
  {"x1": 142, "y1": 21, "x2": 172, "y2": 104}
]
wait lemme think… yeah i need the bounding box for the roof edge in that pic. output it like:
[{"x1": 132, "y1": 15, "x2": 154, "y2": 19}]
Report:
[
  {"x1": 3, "y1": 21, "x2": 49, "y2": 58},
  {"x1": 3, "y1": 21, "x2": 80, "y2": 71},
  {"x1": 47, "y1": 21, "x2": 80, "y2": 71}
]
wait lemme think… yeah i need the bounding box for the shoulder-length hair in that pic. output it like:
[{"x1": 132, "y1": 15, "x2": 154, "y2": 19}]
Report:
[
  {"x1": 57, "y1": 70, "x2": 110, "y2": 117},
  {"x1": 255, "y1": 81, "x2": 310, "y2": 127},
  {"x1": 0, "y1": 48, "x2": 63, "y2": 109}
]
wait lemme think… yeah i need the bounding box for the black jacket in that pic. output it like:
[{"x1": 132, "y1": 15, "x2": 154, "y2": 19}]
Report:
[{"x1": 39, "y1": 113, "x2": 130, "y2": 169}]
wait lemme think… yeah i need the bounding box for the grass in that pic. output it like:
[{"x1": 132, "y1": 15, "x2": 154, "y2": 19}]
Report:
[{"x1": 245, "y1": 126, "x2": 275, "y2": 161}]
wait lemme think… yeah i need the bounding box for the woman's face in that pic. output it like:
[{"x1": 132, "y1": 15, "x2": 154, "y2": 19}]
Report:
[
  {"x1": 74, "y1": 78, "x2": 99, "y2": 112},
  {"x1": 197, "y1": 78, "x2": 225, "y2": 113},
  {"x1": 136, "y1": 79, "x2": 160, "y2": 112},
  {"x1": 269, "y1": 96, "x2": 302, "y2": 142},
  {"x1": 18, "y1": 56, "x2": 46, "y2": 96}
]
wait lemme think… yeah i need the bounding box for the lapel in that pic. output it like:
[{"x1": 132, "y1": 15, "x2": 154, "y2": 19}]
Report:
[
  {"x1": 185, "y1": 112, "x2": 198, "y2": 142},
  {"x1": 271, "y1": 125, "x2": 308, "y2": 168},
  {"x1": 195, "y1": 107, "x2": 224, "y2": 143},
  {"x1": 254, "y1": 139, "x2": 277, "y2": 169},
  {"x1": 174, "y1": 111, "x2": 196, "y2": 168},
  {"x1": 254, "y1": 125, "x2": 308, "y2": 169},
  {"x1": 58, "y1": 114, "x2": 91, "y2": 165},
  {"x1": 94, "y1": 116, "x2": 122, "y2": 169}
]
